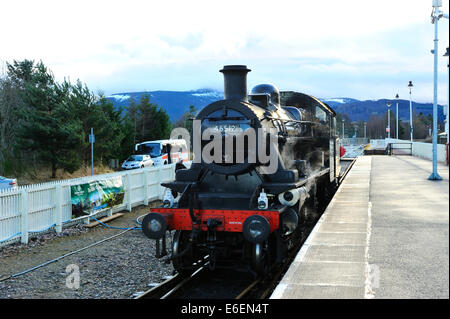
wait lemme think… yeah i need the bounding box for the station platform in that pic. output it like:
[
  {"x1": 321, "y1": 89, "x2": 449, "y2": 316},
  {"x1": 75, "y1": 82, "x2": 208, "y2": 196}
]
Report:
[{"x1": 271, "y1": 155, "x2": 449, "y2": 299}]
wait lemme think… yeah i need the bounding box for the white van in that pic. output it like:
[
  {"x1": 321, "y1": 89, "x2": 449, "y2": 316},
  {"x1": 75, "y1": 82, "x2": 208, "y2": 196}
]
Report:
[{"x1": 135, "y1": 139, "x2": 189, "y2": 166}]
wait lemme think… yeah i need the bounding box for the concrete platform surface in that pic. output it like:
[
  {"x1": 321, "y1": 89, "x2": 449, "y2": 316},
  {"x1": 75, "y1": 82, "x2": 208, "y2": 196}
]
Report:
[{"x1": 270, "y1": 155, "x2": 449, "y2": 299}]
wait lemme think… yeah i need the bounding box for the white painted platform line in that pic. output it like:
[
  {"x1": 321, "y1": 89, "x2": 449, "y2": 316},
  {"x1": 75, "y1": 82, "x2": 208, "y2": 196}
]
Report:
[
  {"x1": 271, "y1": 156, "x2": 373, "y2": 299},
  {"x1": 364, "y1": 201, "x2": 374, "y2": 299}
]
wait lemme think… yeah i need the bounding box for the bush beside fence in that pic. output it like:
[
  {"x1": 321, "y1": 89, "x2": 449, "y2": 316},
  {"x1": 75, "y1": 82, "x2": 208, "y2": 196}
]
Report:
[{"x1": 0, "y1": 164, "x2": 177, "y2": 247}]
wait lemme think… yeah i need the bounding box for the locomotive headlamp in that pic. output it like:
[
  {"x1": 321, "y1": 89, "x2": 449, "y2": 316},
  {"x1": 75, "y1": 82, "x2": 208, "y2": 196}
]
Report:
[
  {"x1": 257, "y1": 189, "x2": 268, "y2": 210},
  {"x1": 142, "y1": 213, "x2": 167, "y2": 239},
  {"x1": 163, "y1": 189, "x2": 175, "y2": 207},
  {"x1": 243, "y1": 215, "x2": 270, "y2": 244}
]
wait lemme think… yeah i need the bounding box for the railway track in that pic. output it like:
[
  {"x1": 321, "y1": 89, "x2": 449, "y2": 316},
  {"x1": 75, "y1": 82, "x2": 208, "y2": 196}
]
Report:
[
  {"x1": 135, "y1": 268, "x2": 204, "y2": 299},
  {"x1": 135, "y1": 157, "x2": 358, "y2": 300},
  {"x1": 135, "y1": 220, "x2": 318, "y2": 299},
  {"x1": 135, "y1": 267, "x2": 261, "y2": 300}
]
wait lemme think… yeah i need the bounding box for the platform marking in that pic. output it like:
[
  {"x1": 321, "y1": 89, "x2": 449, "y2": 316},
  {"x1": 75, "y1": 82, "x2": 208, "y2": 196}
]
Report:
[{"x1": 364, "y1": 164, "x2": 375, "y2": 298}]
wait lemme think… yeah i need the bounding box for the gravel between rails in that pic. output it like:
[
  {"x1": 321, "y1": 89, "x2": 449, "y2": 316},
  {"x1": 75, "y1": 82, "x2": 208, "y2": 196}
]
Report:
[{"x1": 0, "y1": 202, "x2": 175, "y2": 299}]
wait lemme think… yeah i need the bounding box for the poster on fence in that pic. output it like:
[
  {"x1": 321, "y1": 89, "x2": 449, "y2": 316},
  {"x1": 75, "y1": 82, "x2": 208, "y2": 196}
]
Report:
[{"x1": 71, "y1": 176, "x2": 125, "y2": 217}]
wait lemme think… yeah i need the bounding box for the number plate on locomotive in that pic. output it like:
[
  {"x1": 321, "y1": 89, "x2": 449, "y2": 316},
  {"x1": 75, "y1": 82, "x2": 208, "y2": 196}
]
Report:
[{"x1": 210, "y1": 124, "x2": 243, "y2": 135}]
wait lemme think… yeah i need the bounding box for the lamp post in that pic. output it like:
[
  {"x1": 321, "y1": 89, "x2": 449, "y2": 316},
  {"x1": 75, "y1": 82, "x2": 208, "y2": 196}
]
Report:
[
  {"x1": 428, "y1": 0, "x2": 445, "y2": 180},
  {"x1": 387, "y1": 101, "x2": 391, "y2": 139},
  {"x1": 408, "y1": 81, "x2": 414, "y2": 142},
  {"x1": 444, "y1": 47, "x2": 449, "y2": 144},
  {"x1": 364, "y1": 122, "x2": 367, "y2": 139},
  {"x1": 395, "y1": 94, "x2": 399, "y2": 139},
  {"x1": 342, "y1": 119, "x2": 345, "y2": 139}
]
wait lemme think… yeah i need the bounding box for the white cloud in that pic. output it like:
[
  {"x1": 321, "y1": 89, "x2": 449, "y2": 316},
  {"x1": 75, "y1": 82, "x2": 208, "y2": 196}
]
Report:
[{"x1": 0, "y1": 0, "x2": 449, "y2": 103}]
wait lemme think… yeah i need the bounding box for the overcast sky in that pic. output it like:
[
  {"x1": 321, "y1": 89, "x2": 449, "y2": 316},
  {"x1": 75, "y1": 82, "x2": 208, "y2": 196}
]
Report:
[{"x1": 1, "y1": 0, "x2": 449, "y2": 103}]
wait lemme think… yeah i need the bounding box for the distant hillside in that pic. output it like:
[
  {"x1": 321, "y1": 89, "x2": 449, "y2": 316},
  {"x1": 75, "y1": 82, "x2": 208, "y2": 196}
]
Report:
[
  {"x1": 107, "y1": 89, "x2": 223, "y2": 122},
  {"x1": 320, "y1": 98, "x2": 360, "y2": 108},
  {"x1": 107, "y1": 90, "x2": 445, "y2": 123},
  {"x1": 330, "y1": 99, "x2": 445, "y2": 123}
]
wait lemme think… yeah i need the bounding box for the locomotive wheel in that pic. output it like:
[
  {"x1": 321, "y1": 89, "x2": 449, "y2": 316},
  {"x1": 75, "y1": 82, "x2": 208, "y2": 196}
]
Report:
[
  {"x1": 251, "y1": 242, "x2": 268, "y2": 276},
  {"x1": 172, "y1": 230, "x2": 194, "y2": 274}
]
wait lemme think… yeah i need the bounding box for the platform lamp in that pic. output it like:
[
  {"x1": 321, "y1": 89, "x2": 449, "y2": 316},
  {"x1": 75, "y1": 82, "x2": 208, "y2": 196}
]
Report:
[
  {"x1": 408, "y1": 81, "x2": 414, "y2": 142},
  {"x1": 428, "y1": 0, "x2": 446, "y2": 181},
  {"x1": 386, "y1": 101, "x2": 391, "y2": 139},
  {"x1": 444, "y1": 47, "x2": 449, "y2": 144},
  {"x1": 395, "y1": 94, "x2": 399, "y2": 139}
]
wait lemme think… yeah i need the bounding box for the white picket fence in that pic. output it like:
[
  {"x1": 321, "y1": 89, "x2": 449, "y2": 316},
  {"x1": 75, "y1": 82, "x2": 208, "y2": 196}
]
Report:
[{"x1": 0, "y1": 164, "x2": 178, "y2": 247}]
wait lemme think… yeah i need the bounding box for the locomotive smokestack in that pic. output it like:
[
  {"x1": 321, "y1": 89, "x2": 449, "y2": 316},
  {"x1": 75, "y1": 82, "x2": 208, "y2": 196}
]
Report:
[{"x1": 220, "y1": 65, "x2": 251, "y2": 102}]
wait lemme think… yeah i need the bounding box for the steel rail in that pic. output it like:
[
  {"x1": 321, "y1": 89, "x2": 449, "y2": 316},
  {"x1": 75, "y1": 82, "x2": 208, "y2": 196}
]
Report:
[
  {"x1": 135, "y1": 266, "x2": 207, "y2": 299},
  {"x1": 234, "y1": 279, "x2": 261, "y2": 299}
]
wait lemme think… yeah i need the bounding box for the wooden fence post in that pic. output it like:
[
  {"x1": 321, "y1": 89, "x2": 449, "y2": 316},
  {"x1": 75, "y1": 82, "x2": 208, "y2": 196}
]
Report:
[
  {"x1": 126, "y1": 172, "x2": 132, "y2": 211},
  {"x1": 55, "y1": 185, "x2": 62, "y2": 234},
  {"x1": 156, "y1": 167, "x2": 162, "y2": 200},
  {"x1": 143, "y1": 169, "x2": 149, "y2": 206},
  {"x1": 20, "y1": 189, "x2": 28, "y2": 244}
]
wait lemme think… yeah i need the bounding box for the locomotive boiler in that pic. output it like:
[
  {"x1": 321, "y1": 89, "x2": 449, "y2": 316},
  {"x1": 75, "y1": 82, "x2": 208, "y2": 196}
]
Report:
[{"x1": 141, "y1": 65, "x2": 341, "y2": 275}]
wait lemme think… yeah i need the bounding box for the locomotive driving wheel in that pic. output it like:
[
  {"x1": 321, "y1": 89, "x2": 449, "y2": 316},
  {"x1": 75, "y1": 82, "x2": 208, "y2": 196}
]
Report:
[
  {"x1": 251, "y1": 241, "x2": 269, "y2": 276},
  {"x1": 172, "y1": 230, "x2": 194, "y2": 275}
]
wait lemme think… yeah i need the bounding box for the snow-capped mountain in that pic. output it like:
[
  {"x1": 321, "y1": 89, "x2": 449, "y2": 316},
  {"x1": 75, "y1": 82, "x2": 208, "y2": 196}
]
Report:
[
  {"x1": 320, "y1": 98, "x2": 360, "y2": 108},
  {"x1": 107, "y1": 89, "x2": 223, "y2": 122},
  {"x1": 107, "y1": 90, "x2": 444, "y2": 124}
]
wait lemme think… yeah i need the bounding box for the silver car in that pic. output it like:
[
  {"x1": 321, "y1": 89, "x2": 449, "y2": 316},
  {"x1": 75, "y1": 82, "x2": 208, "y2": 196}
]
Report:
[
  {"x1": 0, "y1": 176, "x2": 18, "y2": 190},
  {"x1": 122, "y1": 155, "x2": 154, "y2": 170}
]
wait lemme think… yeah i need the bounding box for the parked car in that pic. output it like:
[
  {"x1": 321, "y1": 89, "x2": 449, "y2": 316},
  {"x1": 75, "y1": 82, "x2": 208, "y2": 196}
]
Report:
[
  {"x1": 121, "y1": 155, "x2": 154, "y2": 170},
  {"x1": 0, "y1": 176, "x2": 18, "y2": 190}
]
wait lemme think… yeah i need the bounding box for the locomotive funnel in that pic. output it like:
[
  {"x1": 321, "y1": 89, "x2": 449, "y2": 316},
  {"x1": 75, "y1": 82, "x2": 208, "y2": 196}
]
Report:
[{"x1": 220, "y1": 65, "x2": 251, "y2": 102}]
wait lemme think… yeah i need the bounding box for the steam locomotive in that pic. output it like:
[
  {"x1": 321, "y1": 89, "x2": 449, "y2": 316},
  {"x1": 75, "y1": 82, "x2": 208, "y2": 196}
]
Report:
[{"x1": 141, "y1": 65, "x2": 341, "y2": 275}]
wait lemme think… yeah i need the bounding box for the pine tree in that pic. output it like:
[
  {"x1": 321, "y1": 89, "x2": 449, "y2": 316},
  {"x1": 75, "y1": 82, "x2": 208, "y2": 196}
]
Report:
[
  {"x1": 13, "y1": 61, "x2": 84, "y2": 178},
  {"x1": 135, "y1": 95, "x2": 171, "y2": 142},
  {"x1": 174, "y1": 105, "x2": 197, "y2": 134},
  {"x1": 95, "y1": 95, "x2": 125, "y2": 163}
]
